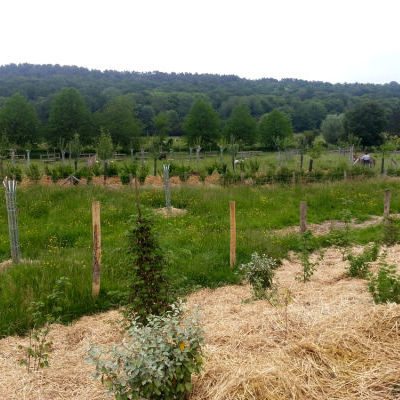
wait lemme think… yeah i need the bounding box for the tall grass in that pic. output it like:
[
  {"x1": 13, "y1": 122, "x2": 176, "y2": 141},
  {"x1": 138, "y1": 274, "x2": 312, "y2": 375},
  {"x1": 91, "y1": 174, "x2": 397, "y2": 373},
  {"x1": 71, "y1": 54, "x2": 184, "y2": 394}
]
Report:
[{"x1": 0, "y1": 178, "x2": 398, "y2": 336}]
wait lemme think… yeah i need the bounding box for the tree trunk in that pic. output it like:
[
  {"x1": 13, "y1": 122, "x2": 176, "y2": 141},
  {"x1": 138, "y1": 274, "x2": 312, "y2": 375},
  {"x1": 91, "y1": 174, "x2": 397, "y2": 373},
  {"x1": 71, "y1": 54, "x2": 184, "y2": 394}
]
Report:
[
  {"x1": 309, "y1": 159, "x2": 313, "y2": 172},
  {"x1": 74, "y1": 160, "x2": 78, "y2": 172},
  {"x1": 153, "y1": 157, "x2": 157, "y2": 176},
  {"x1": 103, "y1": 161, "x2": 108, "y2": 185},
  {"x1": 381, "y1": 155, "x2": 385, "y2": 174},
  {"x1": 61, "y1": 151, "x2": 65, "y2": 164},
  {"x1": 300, "y1": 153, "x2": 304, "y2": 170}
]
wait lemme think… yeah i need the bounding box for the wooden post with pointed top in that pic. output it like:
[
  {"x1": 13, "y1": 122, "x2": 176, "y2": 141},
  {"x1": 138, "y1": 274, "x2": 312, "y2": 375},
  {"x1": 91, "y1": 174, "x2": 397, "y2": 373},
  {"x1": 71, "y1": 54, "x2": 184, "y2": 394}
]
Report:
[
  {"x1": 230, "y1": 201, "x2": 236, "y2": 268},
  {"x1": 384, "y1": 189, "x2": 391, "y2": 218},
  {"x1": 92, "y1": 201, "x2": 101, "y2": 297},
  {"x1": 300, "y1": 201, "x2": 307, "y2": 234}
]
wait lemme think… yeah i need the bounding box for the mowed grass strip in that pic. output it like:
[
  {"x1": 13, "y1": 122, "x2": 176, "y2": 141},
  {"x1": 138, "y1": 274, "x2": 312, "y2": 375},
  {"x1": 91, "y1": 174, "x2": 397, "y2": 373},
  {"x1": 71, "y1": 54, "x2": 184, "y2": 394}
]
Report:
[{"x1": 0, "y1": 178, "x2": 398, "y2": 337}]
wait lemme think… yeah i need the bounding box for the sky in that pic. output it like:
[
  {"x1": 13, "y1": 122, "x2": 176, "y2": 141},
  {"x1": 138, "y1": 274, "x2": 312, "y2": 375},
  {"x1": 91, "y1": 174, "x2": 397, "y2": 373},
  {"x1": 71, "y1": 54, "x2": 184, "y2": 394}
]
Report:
[{"x1": 1, "y1": 0, "x2": 400, "y2": 84}]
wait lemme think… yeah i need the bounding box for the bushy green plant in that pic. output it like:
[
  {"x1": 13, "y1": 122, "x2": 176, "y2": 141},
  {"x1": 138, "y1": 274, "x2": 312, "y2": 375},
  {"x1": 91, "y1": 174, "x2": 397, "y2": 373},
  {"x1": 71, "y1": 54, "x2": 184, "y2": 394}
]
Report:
[
  {"x1": 123, "y1": 211, "x2": 174, "y2": 325},
  {"x1": 105, "y1": 161, "x2": 119, "y2": 176},
  {"x1": 87, "y1": 303, "x2": 204, "y2": 400},
  {"x1": 347, "y1": 242, "x2": 380, "y2": 278},
  {"x1": 220, "y1": 169, "x2": 240, "y2": 186},
  {"x1": 240, "y1": 252, "x2": 279, "y2": 299},
  {"x1": 75, "y1": 166, "x2": 92, "y2": 179},
  {"x1": 368, "y1": 263, "x2": 400, "y2": 303},
  {"x1": 382, "y1": 217, "x2": 400, "y2": 246},
  {"x1": 198, "y1": 169, "x2": 207, "y2": 182},
  {"x1": 90, "y1": 162, "x2": 102, "y2": 176},
  {"x1": 296, "y1": 231, "x2": 324, "y2": 282},
  {"x1": 138, "y1": 163, "x2": 149, "y2": 184},
  {"x1": 247, "y1": 159, "x2": 260, "y2": 174},
  {"x1": 19, "y1": 277, "x2": 71, "y2": 372},
  {"x1": 26, "y1": 164, "x2": 42, "y2": 183},
  {"x1": 328, "y1": 208, "x2": 352, "y2": 260},
  {"x1": 8, "y1": 166, "x2": 22, "y2": 182}
]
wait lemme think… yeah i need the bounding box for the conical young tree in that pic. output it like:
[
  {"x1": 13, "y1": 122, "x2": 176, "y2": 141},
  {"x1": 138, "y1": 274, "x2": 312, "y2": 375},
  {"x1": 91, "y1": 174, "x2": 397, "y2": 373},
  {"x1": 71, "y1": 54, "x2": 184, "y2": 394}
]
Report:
[
  {"x1": 183, "y1": 99, "x2": 220, "y2": 146},
  {"x1": 125, "y1": 209, "x2": 173, "y2": 325},
  {"x1": 48, "y1": 88, "x2": 92, "y2": 145},
  {"x1": 0, "y1": 93, "x2": 39, "y2": 146},
  {"x1": 225, "y1": 104, "x2": 257, "y2": 145}
]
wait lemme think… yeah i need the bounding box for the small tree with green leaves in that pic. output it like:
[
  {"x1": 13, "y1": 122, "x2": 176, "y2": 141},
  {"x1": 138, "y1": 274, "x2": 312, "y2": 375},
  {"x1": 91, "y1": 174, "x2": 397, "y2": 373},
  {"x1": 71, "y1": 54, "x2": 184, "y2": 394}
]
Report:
[
  {"x1": 379, "y1": 133, "x2": 399, "y2": 174},
  {"x1": 0, "y1": 131, "x2": 9, "y2": 179},
  {"x1": 307, "y1": 140, "x2": 324, "y2": 172},
  {"x1": 19, "y1": 277, "x2": 71, "y2": 373},
  {"x1": 97, "y1": 129, "x2": 114, "y2": 183},
  {"x1": 296, "y1": 231, "x2": 324, "y2": 282},
  {"x1": 228, "y1": 135, "x2": 239, "y2": 170},
  {"x1": 69, "y1": 133, "x2": 81, "y2": 172},
  {"x1": 123, "y1": 208, "x2": 174, "y2": 325}
]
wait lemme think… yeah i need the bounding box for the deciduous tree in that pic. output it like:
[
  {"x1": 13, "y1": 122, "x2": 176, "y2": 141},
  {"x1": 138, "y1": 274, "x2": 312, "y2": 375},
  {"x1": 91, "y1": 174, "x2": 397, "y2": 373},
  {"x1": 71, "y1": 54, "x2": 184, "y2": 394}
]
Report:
[{"x1": 0, "y1": 93, "x2": 39, "y2": 146}]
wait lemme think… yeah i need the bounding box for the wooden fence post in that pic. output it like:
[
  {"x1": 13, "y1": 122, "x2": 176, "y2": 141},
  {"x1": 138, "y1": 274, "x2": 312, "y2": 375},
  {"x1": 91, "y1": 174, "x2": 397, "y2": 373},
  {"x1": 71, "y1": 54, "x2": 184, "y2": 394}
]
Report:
[
  {"x1": 384, "y1": 189, "x2": 391, "y2": 218},
  {"x1": 300, "y1": 201, "x2": 307, "y2": 234},
  {"x1": 230, "y1": 201, "x2": 236, "y2": 268},
  {"x1": 92, "y1": 201, "x2": 101, "y2": 296}
]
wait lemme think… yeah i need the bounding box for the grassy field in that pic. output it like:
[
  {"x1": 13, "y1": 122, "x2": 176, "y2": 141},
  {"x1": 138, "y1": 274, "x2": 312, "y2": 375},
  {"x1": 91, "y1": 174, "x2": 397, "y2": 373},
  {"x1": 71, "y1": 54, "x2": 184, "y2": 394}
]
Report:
[{"x1": 0, "y1": 178, "x2": 399, "y2": 337}]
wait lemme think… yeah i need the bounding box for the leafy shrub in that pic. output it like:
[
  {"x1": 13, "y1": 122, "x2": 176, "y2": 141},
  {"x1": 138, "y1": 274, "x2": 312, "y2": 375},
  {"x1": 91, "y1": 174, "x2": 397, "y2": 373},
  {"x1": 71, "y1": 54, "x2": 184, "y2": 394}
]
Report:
[
  {"x1": 138, "y1": 163, "x2": 149, "y2": 184},
  {"x1": 220, "y1": 169, "x2": 240, "y2": 186},
  {"x1": 382, "y1": 217, "x2": 400, "y2": 246},
  {"x1": 296, "y1": 230, "x2": 324, "y2": 282},
  {"x1": 105, "y1": 161, "x2": 119, "y2": 177},
  {"x1": 240, "y1": 252, "x2": 279, "y2": 299},
  {"x1": 204, "y1": 163, "x2": 216, "y2": 175},
  {"x1": 87, "y1": 303, "x2": 204, "y2": 400},
  {"x1": 75, "y1": 166, "x2": 92, "y2": 179},
  {"x1": 120, "y1": 172, "x2": 131, "y2": 185},
  {"x1": 247, "y1": 159, "x2": 260, "y2": 174},
  {"x1": 26, "y1": 164, "x2": 42, "y2": 182},
  {"x1": 120, "y1": 162, "x2": 138, "y2": 177},
  {"x1": 8, "y1": 166, "x2": 22, "y2": 182},
  {"x1": 57, "y1": 164, "x2": 74, "y2": 178},
  {"x1": 123, "y1": 211, "x2": 174, "y2": 324},
  {"x1": 347, "y1": 242, "x2": 380, "y2": 278},
  {"x1": 368, "y1": 264, "x2": 400, "y2": 303},
  {"x1": 90, "y1": 162, "x2": 102, "y2": 176},
  {"x1": 19, "y1": 277, "x2": 71, "y2": 372},
  {"x1": 198, "y1": 169, "x2": 207, "y2": 182},
  {"x1": 274, "y1": 166, "x2": 292, "y2": 183}
]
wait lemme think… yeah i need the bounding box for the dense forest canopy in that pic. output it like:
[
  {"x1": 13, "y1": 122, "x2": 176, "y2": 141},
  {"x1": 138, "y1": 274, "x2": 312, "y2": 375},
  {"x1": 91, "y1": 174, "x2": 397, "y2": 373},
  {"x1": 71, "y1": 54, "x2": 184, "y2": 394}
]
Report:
[{"x1": 0, "y1": 63, "x2": 400, "y2": 149}]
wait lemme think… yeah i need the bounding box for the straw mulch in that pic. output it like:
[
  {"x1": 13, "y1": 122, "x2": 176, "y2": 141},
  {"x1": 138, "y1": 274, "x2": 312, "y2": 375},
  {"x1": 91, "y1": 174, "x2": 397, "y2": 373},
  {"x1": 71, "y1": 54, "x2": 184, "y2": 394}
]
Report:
[
  {"x1": 1, "y1": 247, "x2": 399, "y2": 399},
  {"x1": 276, "y1": 214, "x2": 400, "y2": 236}
]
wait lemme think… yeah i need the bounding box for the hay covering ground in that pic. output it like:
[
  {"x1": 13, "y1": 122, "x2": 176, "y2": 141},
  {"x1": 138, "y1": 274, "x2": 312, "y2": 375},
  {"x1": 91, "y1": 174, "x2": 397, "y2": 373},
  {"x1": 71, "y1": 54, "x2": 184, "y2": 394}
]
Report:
[{"x1": 1, "y1": 247, "x2": 400, "y2": 399}]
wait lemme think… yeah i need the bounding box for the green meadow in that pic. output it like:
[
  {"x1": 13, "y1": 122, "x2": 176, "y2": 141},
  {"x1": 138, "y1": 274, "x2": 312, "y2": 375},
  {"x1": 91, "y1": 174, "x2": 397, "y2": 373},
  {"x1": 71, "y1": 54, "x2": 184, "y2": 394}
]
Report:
[{"x1": 0, "y1": 178, "x2": 398, "y2": 337}]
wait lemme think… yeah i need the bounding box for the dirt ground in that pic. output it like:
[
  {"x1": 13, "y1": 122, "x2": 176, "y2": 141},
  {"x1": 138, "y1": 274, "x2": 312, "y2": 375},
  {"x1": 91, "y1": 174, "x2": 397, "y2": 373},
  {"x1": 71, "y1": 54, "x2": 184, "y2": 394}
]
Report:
[{"x1": 0, "y1": 246, "x2": 399, "y2": 399}]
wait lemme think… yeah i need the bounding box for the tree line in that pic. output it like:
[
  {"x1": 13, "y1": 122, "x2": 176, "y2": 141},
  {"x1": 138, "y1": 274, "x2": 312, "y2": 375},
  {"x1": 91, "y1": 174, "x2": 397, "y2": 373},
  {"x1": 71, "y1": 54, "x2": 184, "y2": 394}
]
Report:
[{"x1": 0, "y1": 63, "x2": 399, "y2": 151}]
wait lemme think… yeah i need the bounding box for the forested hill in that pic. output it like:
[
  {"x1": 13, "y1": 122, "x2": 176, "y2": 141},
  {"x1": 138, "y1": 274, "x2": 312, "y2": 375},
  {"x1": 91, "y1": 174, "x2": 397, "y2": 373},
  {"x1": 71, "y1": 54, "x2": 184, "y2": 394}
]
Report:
[{"x1": 1, "y1": 63, "x2": 400, "y2": 134}]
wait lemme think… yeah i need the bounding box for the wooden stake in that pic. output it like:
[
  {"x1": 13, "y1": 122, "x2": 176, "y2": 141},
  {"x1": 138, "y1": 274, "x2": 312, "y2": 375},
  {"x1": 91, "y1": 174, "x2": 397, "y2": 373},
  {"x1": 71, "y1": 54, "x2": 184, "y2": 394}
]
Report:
[
  {"x1": 230, "y1": 201, "x2": 236, "y2": 268},
  {"x1": 300, "y1": 201, "x2": 307, "y2": 234},
  {"x1": 384, "y1": 189, "x2": 391, "y2": 218},
  {"x1": 92, "y1": 201, "x2": 101, "y2": 296}
]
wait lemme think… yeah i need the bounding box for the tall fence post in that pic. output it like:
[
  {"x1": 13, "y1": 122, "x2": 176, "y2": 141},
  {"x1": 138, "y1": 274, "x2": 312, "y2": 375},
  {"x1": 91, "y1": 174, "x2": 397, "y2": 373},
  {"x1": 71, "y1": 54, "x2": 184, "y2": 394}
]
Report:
[
  {"x1": 230, "y1": 201, "x2": 236, "y2": 268},
  {"x1": 384, "y1": 189, "x2": 391, "y2": 218},
  {"x1": 92, "y1": 201, "x2": 101, "y2": 297},
  {"x1": 300, "y1": 201, "x2": 307, "y2": 234},
  {"x1": 163, "y1": 164, "x2": 171, "y2": 212},
  {"x1": 3, "y1": 178, "x2": 21, "y2": 263}
]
